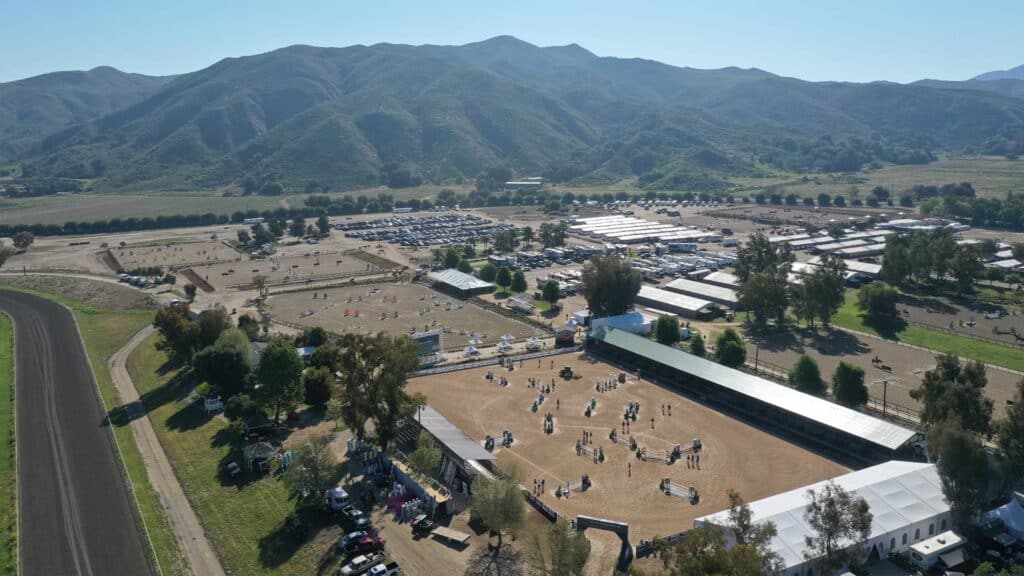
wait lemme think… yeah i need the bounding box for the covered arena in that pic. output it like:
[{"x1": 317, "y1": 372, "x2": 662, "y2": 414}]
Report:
[{"x1": 586, "y1": 327, "x2": 918, "y2": 466}]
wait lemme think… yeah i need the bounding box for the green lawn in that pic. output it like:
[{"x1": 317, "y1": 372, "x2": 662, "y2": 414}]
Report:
[
  {"x1": 127, "y1": 333, "x2": 332, "y2": 575},
  {"x1": 0, "y1": 285, "x2": 185, "y2": 575},
  {"x1": 0, "y1": 314, "x2": 15, "y2": 575},
  {"x1": 833, "y1": 289, "x2": 1024, "y2": 372}
]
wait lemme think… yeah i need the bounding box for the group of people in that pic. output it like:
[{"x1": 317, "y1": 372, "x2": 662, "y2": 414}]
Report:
[{"x1": 532, "y1": 477, "x2": 546, "y2": 496}]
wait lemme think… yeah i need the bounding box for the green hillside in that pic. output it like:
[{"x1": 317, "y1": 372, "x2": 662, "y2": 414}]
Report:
[{"x1": 6, "y1": 37, "x2": 1024, "y2": 192}]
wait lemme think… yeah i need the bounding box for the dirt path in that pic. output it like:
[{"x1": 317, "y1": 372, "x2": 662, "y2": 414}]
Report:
[{"x1": 109, "y1": 325, "x2": 226, "y2": 576}]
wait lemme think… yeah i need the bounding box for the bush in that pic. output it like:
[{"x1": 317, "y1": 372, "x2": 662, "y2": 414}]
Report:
[
  {"x1": 689, "y1": 332, "x2": 706, "y2": 357},
  {"x1": 654, "y1": 316, "x2": 680, "y2": 345},
  {"x1": 225, "y1": 394, "x2": 259, "y2": 421},
  {"x1": 714, "y1": 329, "x2": 746, "y2": 368},
  {"x1": 303, "y1": 367, "x2": 333, "y2": 406},
  {"x1": 833, "y1": 361, "x2": 868, "y2": 407},
  {"x1": 857, "y1": 282, "x2": 899, "y2": 318},
  {"x1": 789, "y1": 355, "x2": 825, "y2": 396}
]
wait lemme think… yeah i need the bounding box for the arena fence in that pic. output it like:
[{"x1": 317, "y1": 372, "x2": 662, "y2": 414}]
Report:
[{"x1": 411, "y1": 346, "x2": 583, "y2": 377}]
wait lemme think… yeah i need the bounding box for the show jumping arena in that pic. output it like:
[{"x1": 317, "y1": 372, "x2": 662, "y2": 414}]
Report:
[
  {"x1": 191, "y1": 250, "x2": 398, "y2": 291},
  {"x1": 267, "y1": 282, "x2": 545, "y2": 350},
  {"x1": 407, "y1": 353, "x2": 848, "y2": 540}
]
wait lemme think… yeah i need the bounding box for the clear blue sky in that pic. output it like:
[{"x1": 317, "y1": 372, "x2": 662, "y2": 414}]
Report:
[{"x1": 2, "y1": 0, "x2": 1022, "y2": 83}]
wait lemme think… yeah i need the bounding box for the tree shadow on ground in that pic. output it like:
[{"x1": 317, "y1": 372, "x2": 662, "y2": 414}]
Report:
[
  {"x1": 861, "y1": 313, "x2": 907, "y2": 341},
  {"x1": 741, "y1": 323, "x2": 800, "y2": 353},
  {"x1": 899, "y1": 293, "x2": 958, "y2": 315},
  {"x1": 259, "y1": 505, "x2": 333, "y2": 569},
  {"x1": 808, "y1": 328, "x2": 871, "y2": 356},
  {"x1": 165, "y1": 398, "x2": 214, "y2": 433},
  {"x1": 105, "y1": 370, "x2": 196, "y2": 428},
  {"x1": 286, "y1": 405, "x2": 326, "y2": 430}
]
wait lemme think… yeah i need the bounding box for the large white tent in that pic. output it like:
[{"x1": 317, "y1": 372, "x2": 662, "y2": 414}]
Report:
[{"x1": 696, "y1": 461, "x2": 950, "y2": 576}]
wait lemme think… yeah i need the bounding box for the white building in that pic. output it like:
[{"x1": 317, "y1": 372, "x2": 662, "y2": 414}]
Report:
[{"x1": 695, "y1": 461, "x2": 950, "y2": 576}]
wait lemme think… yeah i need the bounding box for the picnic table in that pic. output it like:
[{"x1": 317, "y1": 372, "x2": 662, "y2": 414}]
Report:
[{"x1": 431, "y1": 526, "x2": 471, "y2": 545}]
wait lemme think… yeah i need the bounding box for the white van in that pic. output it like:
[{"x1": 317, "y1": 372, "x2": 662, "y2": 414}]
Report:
[{"x1": 326, "y1": 486, "x2": 350, "y2": 510}]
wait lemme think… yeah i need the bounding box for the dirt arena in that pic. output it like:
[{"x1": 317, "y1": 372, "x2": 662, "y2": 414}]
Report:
[
  {"x1": 408, "y1": 354, "x2": 848, "y2": 540},
  {"x1": 268, "y1": 282, "x2": 544, "y2": 349},
  {"x1": 191, "y1": 250, "x2": 395, "y2": 290},
  {"x1": 110, "y1": 239, "x2": 242, "y2": 271}
]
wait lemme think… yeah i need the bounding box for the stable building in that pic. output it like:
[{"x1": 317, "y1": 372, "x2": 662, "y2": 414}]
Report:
[
  {"x1": 663, "y1": 277, "x2": 739, "y2": 309},
  {"x1": 696, "y1": 461, "x2": 951, "y2": 576},
  {"x1": 586, "y1": 328, "x2": 918, "y2": 465},
  {"x1": 633, "y1": 286, "x2": 716, "y2": 319},
  {"x1": 427, "y1": 268, "x2": 495, "y2": 296}
]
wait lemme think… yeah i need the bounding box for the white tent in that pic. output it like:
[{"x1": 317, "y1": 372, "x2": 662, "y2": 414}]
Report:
[
  {"x1": 464, "y1": 345, "x2": 479, "y2": 356},
  {"x1": 468, "y1": 337, "x2": 482, "y2": 346},
  {"x1": 526, "y1": 336, "x2": 543, "y2": 351},
  {"x1": 500, "y1": 333, "x2": 514, "y2": 343},
  {"x1": 984, "y1": 496, "x2": 1024, "y2": 539}
]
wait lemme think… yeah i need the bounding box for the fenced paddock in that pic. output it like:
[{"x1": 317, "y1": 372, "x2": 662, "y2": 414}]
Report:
[
  {"x1": 191, "y1": 250, "x2": 400, "y2": 291},
  {"x1": 407, "y1": 355, "x2": 847, "y2": 540},
  {"x1": 267, "y1": 282, "x2": 543, "y2": 350},
  {"x1": 109, "y1": 239, "x2": 242, "y2": 271}
]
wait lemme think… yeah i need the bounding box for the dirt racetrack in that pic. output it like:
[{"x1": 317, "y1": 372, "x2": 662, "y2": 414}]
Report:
[
  {"x1": 408, "y1": 354, "x2": 848, "y2": 540},
  {"x1": 0, "y1": 290, "x2": 153, "y2": 575}
]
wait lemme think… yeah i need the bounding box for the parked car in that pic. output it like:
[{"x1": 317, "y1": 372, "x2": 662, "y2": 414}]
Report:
[
  {"x1": 340, "y1": 553, "x2": 384, "y2": 576},
  {"x1": 367, "y1": 561, "x2": 401, "y2": 576},
  {"x1": 344, "y1": 536, "x2": 384, "y2": 557},
  {"x1": 326, "y1": 486, "x2": 350, "y2": 511},
  {"x1": 340, "y1": 505, "x2": 372, "y2": 531},
  {"x1": 337, "y1": 530, "x2": 368, "y2": 552}
]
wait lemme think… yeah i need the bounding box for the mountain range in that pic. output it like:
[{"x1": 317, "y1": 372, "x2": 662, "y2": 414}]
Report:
[{"x1": 3, "y1": 36, "x2": 1024, "y2": 192}]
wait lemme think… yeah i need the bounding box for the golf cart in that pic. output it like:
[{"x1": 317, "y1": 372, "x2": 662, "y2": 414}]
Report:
[{"x1": 411, "y1": 514, "x2": 435, "y2": 534}]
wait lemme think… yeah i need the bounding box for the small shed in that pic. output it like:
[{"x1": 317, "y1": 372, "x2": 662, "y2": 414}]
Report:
[
  {"x1": 555, "y1": 324, "x2": 577, "y2": 347},
  {"x1": 243, "y1": 413, "x2": 275, "y2": 436}
]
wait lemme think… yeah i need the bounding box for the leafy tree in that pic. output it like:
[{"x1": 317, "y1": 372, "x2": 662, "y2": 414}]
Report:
[
  {"x1": 655, "y1": 315, "x2": 680, "y2": 345},
  {"x1": 224, "y1": 393, "x2": 259, "y2": 421},
  {"x1": 911, "y1": 354, "x2": 993, "y2": 435},
  {"x1": 526, "y1": 517, "x2": 591, "y2": 576},
  {"x1": 493, "y1": 229, "x2": 519, "y2": 253},
  {"x1": 297, "y1": 326, "x2": 328, "y2": 348},
  {"x1": 236, "y1": 229, "x2": 251, "y2": 245},
  {"x1": 580, "y1": 255, "x2": 641, "y2": 316},
  {"x1": 479, "y1": 263, "x2": 498, "y2": 283},
  {"x1": 726, "y1": 489, "x2": 782, "y2": 573},
  {"x1": 470, "y1": 463, "x2": 525, "y2": 552},
  {"x1": 496, "y1": 266, "x2": 512, "y2": 291},
  {"x1": 196, "y1": 305, "x2": 232, "y2": 349},
  {"x1": 153, "y1": 304, "x2": 200, "y2": 360},
  {"x1": 521, "y1": 226, "x2": 534, "y2": 247},
  {"x1": 408, "y1": 431, "x2": 442, "y2": 477},
  {"x1": 238, "y1": 314, "x2": 260, "y2": 341},
  {"x1": 539, "y1": 223, "x2": 568, "y2": 248},
  {"x1": 689, "y1": 332, "x2": 706, "y2": 357},
  {"x1": 12, "y1": 231, "x2": 34, "y2": 250},
  {"x1": 951, "y1": 245, "x2": 983, "y2": 295},
  {"x1": 283, "y1": 433, "x2": 338, "y2": 501},
  {"x1": 542, "y1": 280, "x2": 560, "y2": 308},
  {"x1": 996, "y1": 379, "x2": 1024, "y2": 493},
  {"x1": 510, "y1": 269, "x2": 528, "y2": 293},
  {"x1": 334, "y1": 333, "x2": 422, "y2": 450},
  {"x1": 856, "y1": 282, "x2": 898, "y2": 318},
  {"x1": 715, "y1": 329, "x2": 747, "y2": 368},
  {"x1": 803, "y1": 481, "x2": 873, "y2": 573},
  {"x1": 315, "y1": 214, "x2": 330, "y2": 236},
  {"x1": 909, "y1": 231, "x2": 934, "y2": 283},
  {"x1": 734, "y1": 232, "x2": 793, "y2": 283},
  {"x1": 0, "y1": 242, "x2": 15, "y2": 268},
  {"x1": 444, "y1": 246, "x2": 462, "y2": 269},
  {"x1": 184, "y1": 283, "x2": 197, "y2": 302},
  {"x1": 931, "y1": 229, "x2": 958, "y2": 280},
  {"x1": 256, "y1": 337, "x2": 304, "y2": 423},
  {"x1": 927, "y1": 421, "x2": 989, "y2": 530},
  {"x1": 832, "y1": 361, "x2": 868, "y2": 407},
  {"x1": 881, "y1": 236, "x2": 911, "y2": 285},
  {"x1": 253, "y1": 274, "x2": 269, "y2": 298},
  {"x1": 192, "y1": 328, "x2": 251, "y2": 396},
  {"x1": 251, "y1": 223, "x2": 275, "y2": 246},
  {"x1": 303, "y1": 366, "x2": 333, "y2": 406},
  {"x1": 457, "y1": 258, "x2": 473, "y2": 273},
  {"x1": 288, "y1": 216, "x2": 306, "y2": 237},
  {"x1": 789, "y1": 355, "x2": 825, "y2": 396},
  {"x1": 658, "y1": 521, "x2": 779, "y2": 576}
]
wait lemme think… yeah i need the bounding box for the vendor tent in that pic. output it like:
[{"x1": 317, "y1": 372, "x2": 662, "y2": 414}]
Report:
[{"x1": 983, "y1": 495, "x2": 1024, "y2": 539}]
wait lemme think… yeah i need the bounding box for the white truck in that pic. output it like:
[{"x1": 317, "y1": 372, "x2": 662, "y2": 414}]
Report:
[
  {"x1": 340, "y1": 553, "x2": 383, "y2": 576},
  {"x1": 367, "y1": 561, "x2": 400, "y2": 576}
]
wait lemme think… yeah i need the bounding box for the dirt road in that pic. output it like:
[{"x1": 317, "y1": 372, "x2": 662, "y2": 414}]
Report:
[{"x1": 109, "y1": 325, "x2": 226, "y2": 576}]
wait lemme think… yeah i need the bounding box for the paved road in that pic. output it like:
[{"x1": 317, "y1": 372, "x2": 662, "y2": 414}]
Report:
[
  {"x1": 110, "y1": 325, "x2": 225, "y2": 576},
  {"x1": 0, "y1": 290, "x2": 153, "y2": 576}
]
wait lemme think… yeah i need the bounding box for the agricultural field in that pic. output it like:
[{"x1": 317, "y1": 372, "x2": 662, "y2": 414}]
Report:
[
  {"x1": 408, "y1": 354, "x2": 847, "y2": 540},
  {"x1": 752, "y1": 155, "x2": 1024, "y2": 201},
  {"x1": 267, "y1": 282, "x2": 543, "y2": 350}
]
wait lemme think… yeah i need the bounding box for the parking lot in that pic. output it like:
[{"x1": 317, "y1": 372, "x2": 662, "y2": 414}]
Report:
[{"x1": 338, "y1": 213, "x2": 516, "y2": 248}]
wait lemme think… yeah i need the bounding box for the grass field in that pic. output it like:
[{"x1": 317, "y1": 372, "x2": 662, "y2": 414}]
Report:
[
  {"x1": 127, "y1": 333, "x2": 330, "y2": 576},
  {"x1": 0, "y1": 314, "x2": 14, "y2": 575},
  {"x1": 0, "y1": 285, "x2": 186, "y2": 575},
  {"x1": 833, "y1": 289, "x2": 1024, "y2": 372},
  {"x1": 0, "y1": 185, "x2": 470, "y2": 227},
  {"x1": 754, "y1": 155, "x2": 1024, "y2": 201}
]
